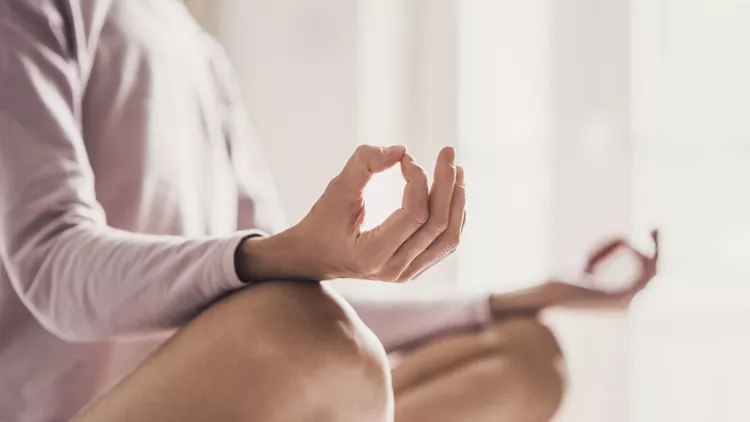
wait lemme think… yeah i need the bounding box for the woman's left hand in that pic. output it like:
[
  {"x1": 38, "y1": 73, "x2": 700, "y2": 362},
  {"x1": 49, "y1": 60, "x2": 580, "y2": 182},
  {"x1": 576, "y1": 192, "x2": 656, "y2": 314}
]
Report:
[{"x1": 489, "y1": 230, "x2": 660, "y2": 318}]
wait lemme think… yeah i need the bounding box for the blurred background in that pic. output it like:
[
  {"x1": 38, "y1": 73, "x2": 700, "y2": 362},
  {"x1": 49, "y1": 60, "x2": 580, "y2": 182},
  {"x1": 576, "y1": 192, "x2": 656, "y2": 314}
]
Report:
[{"x1": 185, "y1": 1, "x2": 750, "y2": 421}]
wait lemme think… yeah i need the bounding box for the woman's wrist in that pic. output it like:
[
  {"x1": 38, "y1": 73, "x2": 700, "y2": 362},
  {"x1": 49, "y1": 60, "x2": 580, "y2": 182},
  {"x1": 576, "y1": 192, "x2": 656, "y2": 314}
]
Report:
[
  {"x1": 488, "y1": 284, "x2": 553, "y2": 320},
  {"x1": 235, "y1": 228, "x2": 328, "y2": 283}
]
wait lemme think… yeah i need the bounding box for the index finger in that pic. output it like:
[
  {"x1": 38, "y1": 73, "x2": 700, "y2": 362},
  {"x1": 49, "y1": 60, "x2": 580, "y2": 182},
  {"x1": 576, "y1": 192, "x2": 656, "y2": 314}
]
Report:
[
  {"x1": 358, "y1": 153, "x2": 429, "y2": 262},
  {"x1": 585, "y1": 238, "x2": 627, "y2": 273},
  {"x1": 338, "y1": 144, "x2": 407, "y2": 193}
]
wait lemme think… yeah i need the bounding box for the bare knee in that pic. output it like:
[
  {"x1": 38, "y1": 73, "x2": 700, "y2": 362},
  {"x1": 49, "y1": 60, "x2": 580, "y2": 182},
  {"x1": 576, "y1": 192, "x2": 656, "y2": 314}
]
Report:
[
  {"x1": 190, "y1": 281, "x2": 393, "y2": 421},
  {"x1": 74, "y1": 282, "x2": 391, "y2": 422},
  {"x1": 491, "y1": 317, "x2": 564, "y2": 362},
  {"x1": 485, "y1": 317, "x2": 566, "y2": 421}
]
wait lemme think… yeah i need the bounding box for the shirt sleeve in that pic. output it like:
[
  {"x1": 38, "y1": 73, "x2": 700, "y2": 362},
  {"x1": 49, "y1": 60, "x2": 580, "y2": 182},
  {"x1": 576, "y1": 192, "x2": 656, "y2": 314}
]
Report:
[
  {"x1": 204, "y1": 35, "x2": 289, "y2": 235},
  {"x1": 0, "y1": 1, "x2": 252, "y2": 343},
  {"x1": 345, "y1": 294, "x2": 493, "y2": 353}
]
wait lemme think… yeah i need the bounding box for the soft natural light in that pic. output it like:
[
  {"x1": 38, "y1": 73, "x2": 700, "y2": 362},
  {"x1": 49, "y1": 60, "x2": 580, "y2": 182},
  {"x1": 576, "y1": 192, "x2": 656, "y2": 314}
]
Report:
[
  {"x1": 458, "y1": 0, "x2": 750, "y2": 421},
  {"x1": 458, "y1": 0, "x2": 552, "y2": 292},
  {"x1": 630, "y1": 0, "x2": 750, "y2": 421},
  {"x1": 188, "y1": 0, "x2": 750, "y2": 420}
]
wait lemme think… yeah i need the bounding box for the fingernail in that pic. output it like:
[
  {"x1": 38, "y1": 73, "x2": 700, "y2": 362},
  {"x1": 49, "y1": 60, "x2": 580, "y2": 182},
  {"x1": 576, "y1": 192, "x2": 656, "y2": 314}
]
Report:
[
  {"x1": 444, "y1": 146, "x2": 456, "y2": 164},
  {"x1": 385, "y1": 145, "x2": 407, "y2": 156},
  {"x1": 456, "y1": 166, "x2": 465, "y2": 183}
]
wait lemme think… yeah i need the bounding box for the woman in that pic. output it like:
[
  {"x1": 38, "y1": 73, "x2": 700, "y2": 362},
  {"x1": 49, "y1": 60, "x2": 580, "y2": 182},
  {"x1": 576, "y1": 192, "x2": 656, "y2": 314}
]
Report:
[{"x1": 0, "y1": 1, "x2": 658, "y2": 421}]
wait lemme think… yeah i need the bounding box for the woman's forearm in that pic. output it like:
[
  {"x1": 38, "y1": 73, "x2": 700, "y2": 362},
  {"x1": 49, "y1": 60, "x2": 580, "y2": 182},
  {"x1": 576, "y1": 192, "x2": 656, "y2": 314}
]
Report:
[
  {"x1": 488, "y1": 284, "x2": 555, "y2": 318},
  {"x1": 346, "y1": 294, "x2": 493, "y2": 353}
]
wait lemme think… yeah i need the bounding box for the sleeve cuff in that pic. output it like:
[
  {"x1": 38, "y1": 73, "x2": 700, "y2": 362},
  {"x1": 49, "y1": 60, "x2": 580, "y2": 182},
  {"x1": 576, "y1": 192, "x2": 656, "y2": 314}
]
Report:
[{"x1": 219, "y1": 230, "x2": 268, "y2": 290}]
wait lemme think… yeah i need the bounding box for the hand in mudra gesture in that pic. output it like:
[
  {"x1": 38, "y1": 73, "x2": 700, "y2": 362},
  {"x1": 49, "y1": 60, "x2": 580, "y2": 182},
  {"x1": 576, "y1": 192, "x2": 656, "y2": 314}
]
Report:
[
  {"x1": 490, "y1": 231, "x2": 661, "y2": 318},
  {"x1": 238, "y1": 145, "x2": 466, "y2": 283}
]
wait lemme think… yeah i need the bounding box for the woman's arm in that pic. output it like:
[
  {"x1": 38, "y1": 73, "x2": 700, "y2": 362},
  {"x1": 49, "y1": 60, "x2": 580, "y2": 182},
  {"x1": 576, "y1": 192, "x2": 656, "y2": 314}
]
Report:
[
  {"x1": 0, "y1": 2, "x2": 469, "y2": 344},
  {"x1": 0, "y1": 3, "x2": 260, "y2": 342},
  {"x1": 349, "y1": 231, "x2": 659, "y2": 352},
  {"x1": 490, "y1": 231, "x2": 660, "y2": 317}
]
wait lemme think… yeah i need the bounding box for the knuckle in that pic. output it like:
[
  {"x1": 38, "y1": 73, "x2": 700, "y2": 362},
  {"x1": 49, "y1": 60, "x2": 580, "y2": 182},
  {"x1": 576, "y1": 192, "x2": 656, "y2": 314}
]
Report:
[
  {"x1": 354, "y1": 144, "x2": 376, "y2": 159},
  {"x1": 424, "y1": 227, "x2": 445, "y2": 241},
  {"x1": 430, "y1": 217, "x2": 449, "y2": 234},
  {"x1": 326, "y1": 175, "x2": 344, "y2": 192},
  {"x1": 355, "y1": 144, "x2": 369, "y2": 155},
  {"x1": 349, "y1": 255, "x2": 379, "y2": 276},
  {"x1": 444, "y1": 234, "x2": 461, "y2": 250}
]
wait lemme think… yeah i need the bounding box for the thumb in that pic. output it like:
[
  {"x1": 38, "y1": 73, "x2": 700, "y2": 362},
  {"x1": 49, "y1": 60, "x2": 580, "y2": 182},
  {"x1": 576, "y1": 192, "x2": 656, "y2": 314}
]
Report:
[
  {"x1": 338, "y1": 145, "x2": 407, "y2": 192},
  {"x1": 585, "y1": 238, "x2": 627, "y2": 272}
]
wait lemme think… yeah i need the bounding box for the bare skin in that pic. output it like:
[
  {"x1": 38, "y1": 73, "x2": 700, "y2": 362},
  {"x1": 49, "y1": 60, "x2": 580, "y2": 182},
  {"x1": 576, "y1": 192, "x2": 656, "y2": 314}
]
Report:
[
  {"x1": 74, "y1": 281, "x2": 393, "y2": 422},
  {"x1": 392, "y1": 232, "x2": 659, "y2": 422},
  {"x1": 489, "y1": 230, "x2": 660, "y2": 318},
  {"x1": 74, "y1": 283, "x2": 565, "y2": 422},
  {"x1": 74, "y1": 232, "x2": 657, "y2": 422},
  {"x1": 236, "y1": 145, "x2": 466, "y2": 284},
  {"x1": 76, "y1": 145, "x2": 467, "y2": 421},
  {"x1": 393, "y1": 318, "x2": 565, "y2": 422},
  {"x1": 73, "y1": 145, "x2": 659, "y2": 421}
]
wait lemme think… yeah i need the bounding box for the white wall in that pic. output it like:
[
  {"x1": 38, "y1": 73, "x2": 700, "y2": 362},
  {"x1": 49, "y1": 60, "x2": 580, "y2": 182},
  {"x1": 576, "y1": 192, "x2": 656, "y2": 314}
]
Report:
[
  {"x1": 186, "y1": 0, "x2": 461, "y2": 293},
  {"x1": 456, "y1": 2, "x2": 635, "y2": 420},
  {"x1": 187, "y1": 0, "x2": 360, "y2": 224},
  {"x1": 185, "y1": 3, "x2": 750, "y2": 421}
]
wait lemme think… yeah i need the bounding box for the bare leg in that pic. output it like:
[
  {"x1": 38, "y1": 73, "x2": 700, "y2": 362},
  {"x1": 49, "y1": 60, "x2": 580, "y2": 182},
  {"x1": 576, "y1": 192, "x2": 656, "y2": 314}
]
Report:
[
  {"x1": 74, "y1": 281, "x2": 393, "y2": 422},
  {"x1": 392, "y1": 317, "x2": 566, "y2": 422}
]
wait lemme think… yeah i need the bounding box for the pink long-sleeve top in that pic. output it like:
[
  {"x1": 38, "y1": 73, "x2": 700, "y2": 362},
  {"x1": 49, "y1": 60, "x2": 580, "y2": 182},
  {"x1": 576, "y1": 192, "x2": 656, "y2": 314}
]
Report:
[{"x1": 0, "y1": 1, "x2": 491, "y2": 420}]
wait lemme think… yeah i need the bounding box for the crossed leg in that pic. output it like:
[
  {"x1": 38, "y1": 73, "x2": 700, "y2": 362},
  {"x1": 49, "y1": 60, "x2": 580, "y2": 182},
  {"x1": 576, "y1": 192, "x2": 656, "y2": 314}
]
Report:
[
  {"x1": 74, "y1": 281, "x2": 393, "y2": 422},
  {"x1": 75, "y1": 282, "x2": 564, "y2": 422},
  {"x1": 392, "y1": 318, "x2": 566, "y2": 422}
]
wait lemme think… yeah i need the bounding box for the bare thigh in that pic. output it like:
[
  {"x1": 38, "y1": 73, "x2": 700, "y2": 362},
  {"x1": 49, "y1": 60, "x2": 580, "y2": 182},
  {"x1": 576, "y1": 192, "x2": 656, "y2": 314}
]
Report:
[
  {"x1": 392, "y1": 317, "x2": 566, "y2": 422},
  {"x1": 74, "y1": 281, "x2": 393, "y2": 422}
]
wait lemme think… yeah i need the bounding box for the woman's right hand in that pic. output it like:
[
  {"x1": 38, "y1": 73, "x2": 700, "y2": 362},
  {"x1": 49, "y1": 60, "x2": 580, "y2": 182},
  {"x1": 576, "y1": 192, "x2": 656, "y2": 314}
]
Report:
[{"x1": 237, "y1": 144, "x2": 467, "y2": 283}]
